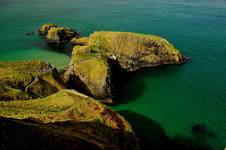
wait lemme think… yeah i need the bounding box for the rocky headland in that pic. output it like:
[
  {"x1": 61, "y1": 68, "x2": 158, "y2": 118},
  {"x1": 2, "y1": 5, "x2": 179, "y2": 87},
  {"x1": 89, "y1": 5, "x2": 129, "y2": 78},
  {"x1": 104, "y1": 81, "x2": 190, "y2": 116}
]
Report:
[{"x1": 0, "y1": 23, "x2": 188, "y2": 150}]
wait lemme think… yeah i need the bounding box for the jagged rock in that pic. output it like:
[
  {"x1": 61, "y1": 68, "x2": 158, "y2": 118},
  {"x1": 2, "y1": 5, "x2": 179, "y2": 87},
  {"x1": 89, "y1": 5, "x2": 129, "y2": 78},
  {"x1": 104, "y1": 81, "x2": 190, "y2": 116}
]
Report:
[
  {"x1": 38, "y1": 23, "x2": 57, "y2": 36},
  {"x1": 38, "y1": 23, "x2": 79, "y2": 45},
  {"x1": 0, "y1": 90, "x2": 139, "y2": 150},
  {"x1": 88, "y1": 31, "x2": 187, "y2": 71},
  {"x1": 0, "y1": 61, "x2": 65, "y2": 100},
  {"x1": 65, "y1": 45, "x2": 112, "y2": 99},
  {"x1": 45, "y1": 27, "x2": 79, "y2": 44}
]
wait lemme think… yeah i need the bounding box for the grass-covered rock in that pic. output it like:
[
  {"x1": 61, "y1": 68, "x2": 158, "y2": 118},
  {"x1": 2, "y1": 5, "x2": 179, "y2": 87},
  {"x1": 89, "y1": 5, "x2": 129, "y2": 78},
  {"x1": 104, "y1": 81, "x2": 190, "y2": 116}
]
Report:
[
  {"x1": 89, "y1": 31, "x2": 187, "y2": 71},
  {"x1": 0, "y1": 89, "x2": 139, "y2": 150},
  {"x1": 70, "y1": 37, "x2": 89, "y2": 45},
  {"x1": 65, "y1": 45, "x2": 112, "y2": 99},
  {"x1": 0, "y1": 61, "x2": 65, "y2": 100},
  {"x1": 66, "y1": 31, "x2": 187, "y2": 99}
]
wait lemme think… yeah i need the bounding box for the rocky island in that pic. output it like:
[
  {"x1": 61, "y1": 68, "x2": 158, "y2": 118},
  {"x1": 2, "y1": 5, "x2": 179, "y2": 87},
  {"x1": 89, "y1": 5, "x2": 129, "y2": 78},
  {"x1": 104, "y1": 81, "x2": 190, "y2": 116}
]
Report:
[{"x1": 0, "y1": 23, "x2": 188, "y2": 150}]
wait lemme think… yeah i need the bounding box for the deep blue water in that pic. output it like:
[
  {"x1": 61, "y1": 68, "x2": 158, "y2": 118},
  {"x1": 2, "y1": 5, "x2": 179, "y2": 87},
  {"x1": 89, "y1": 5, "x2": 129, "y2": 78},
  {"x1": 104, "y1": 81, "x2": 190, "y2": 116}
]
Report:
[{"x1": 0, "y1": 0, "x2": 226, "y2": 149}]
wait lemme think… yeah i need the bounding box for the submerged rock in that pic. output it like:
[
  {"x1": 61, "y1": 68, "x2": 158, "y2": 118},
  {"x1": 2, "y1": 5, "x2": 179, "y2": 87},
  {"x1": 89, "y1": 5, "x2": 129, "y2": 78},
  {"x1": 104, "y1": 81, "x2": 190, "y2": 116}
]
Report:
[
  {"x1": 0, "y1": 90, "x2": 139, "y2": 150},
  {"x1": 38, "y1": 23, "x2": 79, "y2": 45},
  {"x1": 0, "y1": 61, "x2": 65, "y2": 100}
]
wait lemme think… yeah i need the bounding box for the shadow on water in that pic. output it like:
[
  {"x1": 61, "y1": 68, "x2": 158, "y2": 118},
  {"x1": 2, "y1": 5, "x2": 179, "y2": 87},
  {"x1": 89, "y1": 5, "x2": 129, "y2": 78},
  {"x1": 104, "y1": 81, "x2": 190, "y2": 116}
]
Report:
[
  {"x1": 44, "y1": 43, "x2": 73, "y2": 57},
  {"x1": 136, "y1": 64, "x2": 182, "y2": 78},
  {"x1": 110, "y1": 60, "x2": 146, "y2": 104},
  {"x1": 31, "y1": 35, "x2": 73, "y2": 57},
  {"x1": 111, "y1": 62, "x2": 183, "y2": 105},
  {"x1": 119, "y1": 110, "x2": 213, "y2": 150}
]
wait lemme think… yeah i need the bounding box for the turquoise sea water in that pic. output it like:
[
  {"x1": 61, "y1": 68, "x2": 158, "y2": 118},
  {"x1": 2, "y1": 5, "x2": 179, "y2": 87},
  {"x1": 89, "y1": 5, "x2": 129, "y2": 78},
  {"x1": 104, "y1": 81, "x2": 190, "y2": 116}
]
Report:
[{"x1": 0, "y1": 0, "x2": 226, "y2": 149}]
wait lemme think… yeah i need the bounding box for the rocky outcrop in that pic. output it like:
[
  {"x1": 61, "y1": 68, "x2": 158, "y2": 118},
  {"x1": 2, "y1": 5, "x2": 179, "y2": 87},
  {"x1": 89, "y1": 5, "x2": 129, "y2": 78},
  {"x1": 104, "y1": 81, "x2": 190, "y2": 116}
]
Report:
[
  {"x1": 65, "y1": 31, "x2": 187, "y2": 99},
  {"x1": 88, "y1": 31, "x2": 187, "y2": 71},
  {"x1": 45, "y1": 27, "x2": 79, "y2": 44},
  {"x1": 38, "y1": 23, "x2": 57, "y2": 36},
  {"x1": 37, "y1": 24, "x2": 188, "y2": 99},
  {"x1": 0, "y1": 61, "x2": 65, "y2": 100},
  {"x1": 0, "y1": 90, "x2": 139, "y2": 150},
  {"x1": 38, "y1": 23, "x2": 79, "y2": 45},
  {"x1": 0, "y1": 24, "x2": 189, "y2": 149}
]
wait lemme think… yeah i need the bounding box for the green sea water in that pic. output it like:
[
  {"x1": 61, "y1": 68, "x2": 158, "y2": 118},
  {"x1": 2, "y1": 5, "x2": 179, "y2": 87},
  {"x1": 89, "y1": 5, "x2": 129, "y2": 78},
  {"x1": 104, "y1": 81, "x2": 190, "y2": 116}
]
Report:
[{"x1": 0, "y1": 0, "x2": 226, "y2": 149}]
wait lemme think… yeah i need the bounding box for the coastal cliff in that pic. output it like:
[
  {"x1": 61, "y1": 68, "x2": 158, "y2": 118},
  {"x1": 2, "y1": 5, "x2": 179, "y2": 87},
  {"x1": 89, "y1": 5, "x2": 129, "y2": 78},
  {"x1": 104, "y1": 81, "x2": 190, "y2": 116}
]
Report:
[
  {"x1": 0, "y1": 23, "x2": 188, "y2": 150},
  {"x1": 0, "y1": 90, "x2": 138, "y2": 150},
  {"x1": 88, "y1": 31, "x2": 186, "y2": 71},
  {"x1": 64, "y1": 29, "x2": 187, "y2": 99}
]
